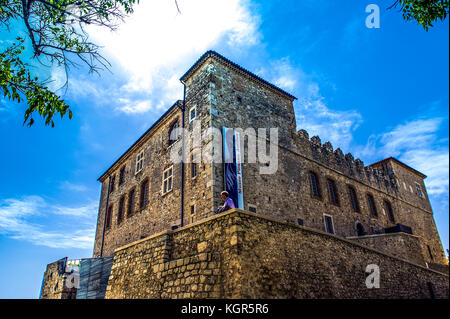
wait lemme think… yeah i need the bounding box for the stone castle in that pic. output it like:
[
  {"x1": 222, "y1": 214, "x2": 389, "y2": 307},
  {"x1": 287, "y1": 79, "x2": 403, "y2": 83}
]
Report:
[{"x1": 40, "y1": 51, "x2": 449, "y2": 299}]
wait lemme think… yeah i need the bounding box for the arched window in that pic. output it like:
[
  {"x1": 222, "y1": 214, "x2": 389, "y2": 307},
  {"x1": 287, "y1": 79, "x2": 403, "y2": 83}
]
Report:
[
  {"x1": 367, "y1": 194, "x2": 378, "y2": 217},
  {"x1": 169, "y1": 121, "x2": 179, "y2": 145},
  {"x1": 348, "y1": 186, "x2": 360, "y2": 212},
  {"x1": 356, "y1": 223, "x2": 366, "y2": 236},
  {"x1": 327, "y1": 179, "x2": 339, "y2": 205},
  {"x1": 309, "y1": 172, "x2": 321, "y2": 198}
]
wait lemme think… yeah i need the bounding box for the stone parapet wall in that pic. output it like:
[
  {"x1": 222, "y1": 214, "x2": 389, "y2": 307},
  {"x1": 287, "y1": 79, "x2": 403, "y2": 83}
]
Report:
[
  {"x1": 105, "y1": 209, "x2": 449, "y2": 299},
  {"x1": 347, "y1": 233, "x2": 425, "y2": 267}
]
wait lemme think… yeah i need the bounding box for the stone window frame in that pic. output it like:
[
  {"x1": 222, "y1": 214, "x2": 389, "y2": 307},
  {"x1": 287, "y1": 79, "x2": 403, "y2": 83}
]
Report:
[
  {"x1": 168, "y1": 120, "x2": 180, "y2": 147},
  {"x1": 309, "y1": 171, "x2": 322, "y2": 199},
  {"x1": 127, "y1": 188, "x2": 136, "y2": 217},
  {"x1": 139, "y1": 178, "x2": 149, "y2": 210},
  {"x1": 162, "y1": 166, "x2": 174, "y2": 195},
  {"x1": 117, "y1": 195, "x2": 126, "y2": 224},
  {"x1": 415, "y1": 182, "x2": 424, "y2": 198},
  {"x1": 384, "y1": 200, "x2": 395, "y2": 223},
  {"x1": 366, "y1": 193, "x2": 378, "y2": 218},
  {"x1": 135, "y1": 150, "x2": 145, "y2": 174},
  {"x1": 189, "y1": 105, "x2": 197, "y2": 123},
  {"x1": 191, "y1": 152, "x2": 198, "y2": 179},
  {"x1": 190, "y1": 204, "x2": 196, "y2": 224},
  {"x1": 355, "y1": 221, "x2": 366, "y2": 236},
  {"x1": 105, "y1": 204, "x2": 113, "y2": 229},
  {"x1": 110, "y1": 174, "x2": 116, "y2": 193},
  {"x1": 326, "y1": 177, "x2": 340, "y2": 206},
  {"x1": 323, "y1": 213, "x2": 335, "y2": 235},
  {"x1": 247, "y1": 203, "x2": 257, "y2": 213},
  {"x1": 119, "y1": 166, "x2": 126, "y2": 186},
  {"x1": 348, "y1": 185, "x2": 360, "y2": 213}
]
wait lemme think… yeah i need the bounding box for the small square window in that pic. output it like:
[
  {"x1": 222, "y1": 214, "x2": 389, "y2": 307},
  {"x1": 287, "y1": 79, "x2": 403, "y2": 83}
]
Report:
[{"x1": 248, "y1": 204, "x2": 257, "y2": 213}]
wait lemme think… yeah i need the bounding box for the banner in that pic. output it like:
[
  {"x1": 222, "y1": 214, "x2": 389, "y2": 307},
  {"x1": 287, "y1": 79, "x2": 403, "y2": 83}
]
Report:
[{"x1": 223, "y1": 127, "x2": 244, "y2": 209}]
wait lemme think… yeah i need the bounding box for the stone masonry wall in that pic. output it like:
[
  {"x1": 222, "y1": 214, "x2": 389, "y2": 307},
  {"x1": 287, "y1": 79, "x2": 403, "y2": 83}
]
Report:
[
  {"x1": 198, "y1": 54, "x2": 446, "y2": 265},
  {"x1": 105, "y1": 209, "x2": 448, "y2": 299},
  {"x1": 347, "y1": 233, "x2": 426, "y2": 267}
]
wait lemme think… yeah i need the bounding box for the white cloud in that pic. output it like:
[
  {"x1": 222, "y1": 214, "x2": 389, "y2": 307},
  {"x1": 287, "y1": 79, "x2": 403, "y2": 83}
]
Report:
[
  {"x1": 356, "y1": 117, "x2": 449, "y2": 197},
  {"x1": 83, "y1": 0, "x2": 260, "y2": 114},
  {"x1": 0, "y1": 196, "x2": 97, "y2": 249},
  {"x1": 59, "y1": 181, "x2": 88, "y2": 193},
  {"x1": 258, "y1": 57, "x2": 363, "y2": 151}
]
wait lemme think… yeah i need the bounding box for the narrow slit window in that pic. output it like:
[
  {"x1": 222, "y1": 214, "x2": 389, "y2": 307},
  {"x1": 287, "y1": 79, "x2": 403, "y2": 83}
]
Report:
[
  {"x1": 367, "y1": 194, "x2": 378, "y2": 217},
  {"x1": 309, "y1": 172, "x2": 321, "y2": 198},
  {"x1": 384, "y1": 200, "x2": 395, "y2": 223},
  {"x1": 140, "y1": 179, "x2": 149, "y2": 209},
  {"x1": 327, "y1": 179, "x2": 339, "y2": 205},
  {"x1": 128, "y1": 189, "x2": 135, "y2": 217},
  {"x1": 118, "y1": 196, "x2": 125, "y2": 224},
  {"x1": 324, "y1": 214, "x2": 335, "y2": 234},
  {"x1": 349, "y1": 186, "x2": 360, "y2": 212}
]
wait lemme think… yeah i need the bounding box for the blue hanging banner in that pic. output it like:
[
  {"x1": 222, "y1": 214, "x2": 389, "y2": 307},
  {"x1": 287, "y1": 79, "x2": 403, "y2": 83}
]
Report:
[{"x1": 223, "y1": 127, "x2": 244, "y2": 209}]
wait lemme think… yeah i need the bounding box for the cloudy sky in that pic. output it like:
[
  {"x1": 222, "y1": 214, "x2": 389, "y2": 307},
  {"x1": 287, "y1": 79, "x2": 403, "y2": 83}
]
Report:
[{"x1": 0, "y1": 0, "x2": 448, "y2": 298}]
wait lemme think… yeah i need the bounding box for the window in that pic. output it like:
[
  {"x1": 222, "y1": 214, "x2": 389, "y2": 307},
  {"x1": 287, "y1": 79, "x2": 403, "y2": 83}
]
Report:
[
  {"x1": 189, "y1": 106, "x2": 197, "y2": 123},
  {"x1": 384, "y1": 200, "x2": 395, "y2": 223},
  {"x1": 248, "y1": 204, "x2": 257, "y2": 213},
  {"x1": 427, "y1": 245, "x2": 434, "y2": 261},
  {"x1": 140, "y1": 179, "x2": 149, "y2": 209},
  {"x1": 348, "y1": 186, "x2": 360, "y2": 212},
  {"x1": 309, "y1": 172, "x2": 321, "y2": 198},
  {"x1": 127, "y1": 189, "x2": 135, "y2": 217},
  {"x1": 323, "y1": 214, "x2": 335, "y2": 234},
  {"x1": 118, "y1": 196, "x2": 125, "y2": 224},
  {"x1": 190, "y1": 205, "x2": 196, "y2": 223},
  {"x1": 415, "y1": 183, "x2": 424, "y2": 198},
  {"x1": 169, "y1": 121, "x2": 179, "y2": 146},
  {"x1": 297, "y1": 219, "x2": 304, "y2": 226},
  {"x1": 119, "y1": 166, "x2": 126, "y2": 185},
  {"x1": 106, "y1": 204, "x2": 113, "y2": 229},
  {"x1": 136, "y1": 151, "x2": 144, "y2": 174},
  {"x1": 367, "y1": 194, "x2": 378, "y2": 217},
  {"x1": 327, "y1": 179, "x2": 339, "y2": 205},
  {"x1": 356, "y1": 223, "x2": 366, "y2": 236},
  {"x1": 191, "y1": 154, "x2": 197, "y2": 179},
  {"x1": 110, "y1": 175, "x2": 116, "y2": 193},
  {"x1": 427, "y1": 282, "x2": 436, "y2": 299},
  {"x1": 162, "y1": 166, "x2": 173, "y2": 194}
]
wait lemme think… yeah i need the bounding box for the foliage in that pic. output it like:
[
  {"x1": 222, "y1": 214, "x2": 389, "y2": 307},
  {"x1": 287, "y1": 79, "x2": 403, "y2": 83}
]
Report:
[
  {"x1": 0, "y1": 0, "x2": 139, "y2": 127},
  {"x1": 389, "y1": 0, "x2": 449, "y2": 30}
]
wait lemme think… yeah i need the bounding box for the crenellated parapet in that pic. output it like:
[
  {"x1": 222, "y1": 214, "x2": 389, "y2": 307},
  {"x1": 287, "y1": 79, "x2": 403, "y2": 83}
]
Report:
[{"x1": 293, "y1": 128, "x2": 398, "y2": 193}]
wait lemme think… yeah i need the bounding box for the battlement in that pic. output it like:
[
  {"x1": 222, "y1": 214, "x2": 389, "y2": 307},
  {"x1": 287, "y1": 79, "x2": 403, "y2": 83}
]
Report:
[{"x1": 294, "y1": 129, "x2": 397, "y2": 194}]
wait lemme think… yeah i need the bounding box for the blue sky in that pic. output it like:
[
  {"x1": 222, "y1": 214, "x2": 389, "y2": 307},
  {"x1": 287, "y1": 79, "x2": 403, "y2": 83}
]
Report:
[{"x1": 0, "y1": 0, "x2": 448, "y2": 298}]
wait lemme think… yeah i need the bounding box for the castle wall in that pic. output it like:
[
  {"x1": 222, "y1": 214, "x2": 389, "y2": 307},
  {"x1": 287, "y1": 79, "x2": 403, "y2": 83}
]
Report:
[
  {"x1": 92, "y1": 52, "x2": 447, "y2": 266},
  {"x1": 93, "y1": 105, "x2": 185, "y2": 257},
  {"x1": 105, "y1": 210, "x2": 449, "y2": 299},
  {"x1": 198, "y1": 56, "x2": 446, "y2": 265},
  {"x1": 347, "y1": 233, "x2": 426, "y2": 267}
]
